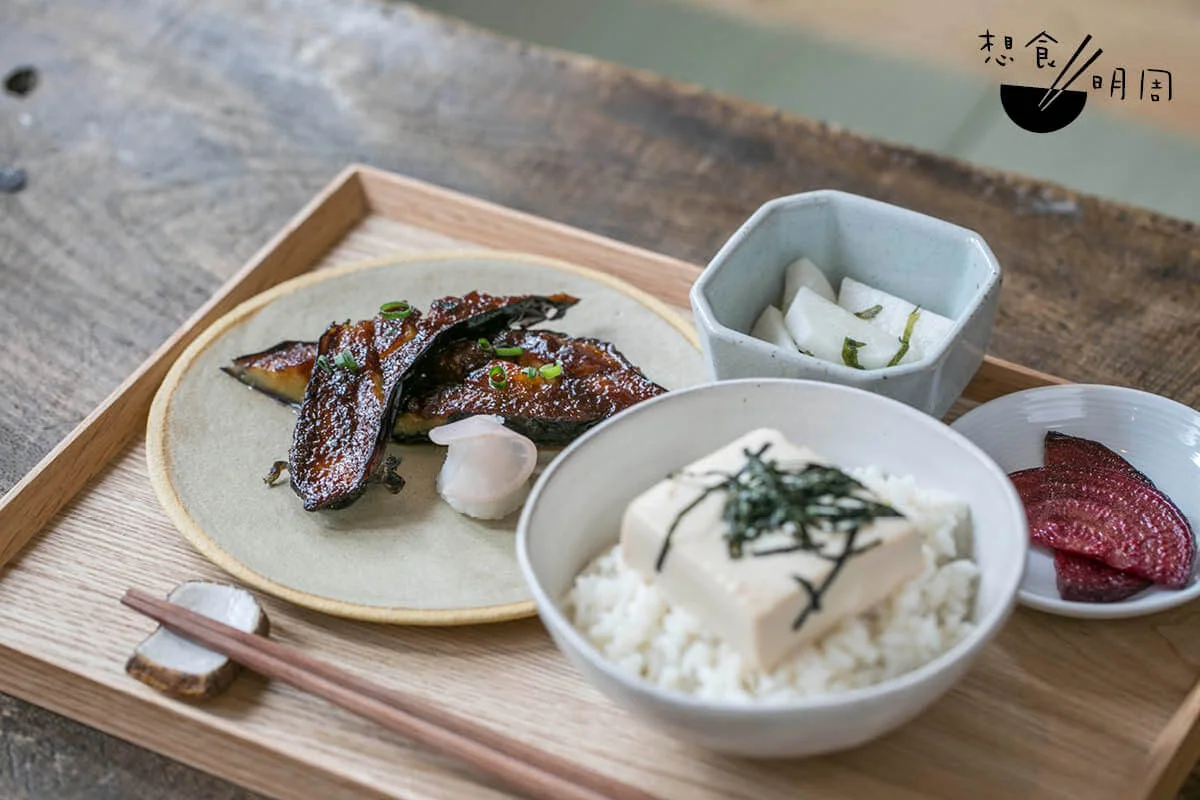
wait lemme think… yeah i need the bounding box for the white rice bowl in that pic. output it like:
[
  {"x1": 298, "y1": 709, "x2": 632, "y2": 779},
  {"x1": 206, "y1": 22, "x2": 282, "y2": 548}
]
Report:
[{"x1": 563, "y1": 466, "x2": 980, "y2": 702}]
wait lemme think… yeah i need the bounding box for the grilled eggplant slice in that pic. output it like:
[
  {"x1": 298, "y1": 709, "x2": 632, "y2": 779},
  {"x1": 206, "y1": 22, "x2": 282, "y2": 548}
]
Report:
[
  {"x1": 225, "y1": 330, "x2": 666, "y2": 445},
  {"x1": 394, "y1": 329, "x2": 666, "y2": 443},
  {"x1": 286, "y1": 314, "x2": 399, "y2": 512},
  {"x1": 287, "y1": 292, "x2": 577, "y2": 511},
  {"x1": 221, "y1": 340, "x2": 316, "y2": 406}
]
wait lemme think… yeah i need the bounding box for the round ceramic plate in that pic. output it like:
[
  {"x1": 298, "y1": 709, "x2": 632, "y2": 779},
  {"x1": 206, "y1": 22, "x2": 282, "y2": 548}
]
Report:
[
  {"x1": 951, "y1": 384, "x2": 1200, "y2": 619},
  {"x1": 147, "y1": 251, "x2": 705, "y2": 625}
]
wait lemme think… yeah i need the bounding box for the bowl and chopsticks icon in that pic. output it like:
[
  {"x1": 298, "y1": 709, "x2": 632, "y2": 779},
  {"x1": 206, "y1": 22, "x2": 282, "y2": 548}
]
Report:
[{"x1": 1001, "y1": 35, "x2": 1103, "y2": 133}]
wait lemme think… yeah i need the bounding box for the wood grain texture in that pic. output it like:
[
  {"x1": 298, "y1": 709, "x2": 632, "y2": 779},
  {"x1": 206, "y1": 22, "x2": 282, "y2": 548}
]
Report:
[
  {"x1": 0, "y1": 167, "x2": 1193, "y2": 800},
  {"x1": 119, "y1": 588, "x2": 659, "y2": 800},
  {"x1": 0, "y1": 166, "x2": 364, "y2": 567},
  {"x1": 1134, "y1": 677, "x2": 1200, "y2": 800},
  {"x1": 0, "y1": 693, "x2": 265, "y2": 800},
  {"x1": 0, "y1": 0, "x2": 1197, "y2": 797}
]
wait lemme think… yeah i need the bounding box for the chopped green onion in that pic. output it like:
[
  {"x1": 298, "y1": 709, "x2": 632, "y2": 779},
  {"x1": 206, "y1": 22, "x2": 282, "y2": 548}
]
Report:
[
  {"x1": 841, "y1": 338, "x2": 867, "y2": 370},
  {"x1": 886, "y1": 307, "x2": 921, "y2": 367},
  {"x1": 380, "y1": 300, "x2": 413, "y2": 319},
  {"x1": 494, "y1": 345, "x2": 524, "y2": 357},
  {"x1": 538, "y1": 361, "x2": 564, "y2": 379},
  {"x1": 315, "y1": 355, "x2": 333, "y2": 374},
  {"x1": 477, "y1": 337, "x2": 494, "y2": 354},
  {"x1": 333, "y1": 350, "x2": 359, "y2": 372},
  {"x1": 854, "y1": 304, "x2": 883, "y2": 321},
  {"x1": 488, "y1": 364, "x2": 508, "y2": 389},
  {"x1": 520, "y1": 366, "x2": 539, "y2": 379}
]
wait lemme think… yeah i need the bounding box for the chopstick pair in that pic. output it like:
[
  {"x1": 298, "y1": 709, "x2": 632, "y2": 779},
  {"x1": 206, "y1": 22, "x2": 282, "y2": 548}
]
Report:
[{"x1": 121, "y1": 588, "x2": 659, "y2": 800}]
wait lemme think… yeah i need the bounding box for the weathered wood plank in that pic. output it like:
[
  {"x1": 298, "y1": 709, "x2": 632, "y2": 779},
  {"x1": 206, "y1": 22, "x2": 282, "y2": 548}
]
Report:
[{"x1": 0, "y1": 0, "x2": 1197, "y2": 797}]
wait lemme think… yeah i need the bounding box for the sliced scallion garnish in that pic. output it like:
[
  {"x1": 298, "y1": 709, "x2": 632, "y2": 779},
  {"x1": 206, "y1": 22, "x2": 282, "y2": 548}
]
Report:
[
  {"x1": 379, "y1": 300, "x2": 413, "y2": 319},
  {"x1": 841, "y1": 338, "x2": 867, "y2": 370},
  {"x1": 886, "y1": 307, "x2": 921, "y2": 367},
  {"x1": 333, "y1": 350, "x2": 359, "y2": 372},
  {"x1": 538, "y1": 361, "x2": 564, "y2": 379},
  {"x1": 854, "y1": 304, "x2": 883, "y2": 321},
  {"x1": 494, "y1": 345, "x2": 524, "y2": 357},
  {"x1": 315, "y1": 355, "x2": 333, "y2": 374},
  {"x1": 520, "y1": 366, "x2": 539, "y2": 379},
  {"x1": 477, "y1": 338, "x2": 494, "y2": 354},
  {"x1": 488, "y1": 364, "x2": 508, "y2": 389}
]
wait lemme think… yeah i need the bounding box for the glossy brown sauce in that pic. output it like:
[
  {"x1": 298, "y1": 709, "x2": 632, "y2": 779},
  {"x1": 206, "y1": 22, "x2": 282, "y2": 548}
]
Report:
[
  {"x1": 285, "y1": 292, "x2": 578, "y2": 510},
  {"x1": 225, "y1": 308, "x2": 664, "y2": 447}
]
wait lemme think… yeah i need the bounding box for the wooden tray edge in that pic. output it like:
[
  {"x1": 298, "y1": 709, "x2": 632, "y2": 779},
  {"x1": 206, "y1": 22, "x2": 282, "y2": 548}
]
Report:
[
  {"x1": 965, "y1": 355, "x2": 1070, "y2": 401},
  {"x1": 0, "y1": 641, "x2": 390, "y2": 800},
  {"x1": 1130, "y1": 680, "x2": 1200, "y2": 800},
  {"x1": 353, "y1": 164, "x2": 701, "y2": 309},
  {"x1": 0, "y1": 165, "x2": 368, "y2": 569}
]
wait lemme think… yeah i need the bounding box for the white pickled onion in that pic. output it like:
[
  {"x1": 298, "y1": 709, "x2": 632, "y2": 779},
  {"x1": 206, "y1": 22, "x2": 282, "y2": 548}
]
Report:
[{"x1": 428, "y1": 415, "x2": 538, "y2": 520}]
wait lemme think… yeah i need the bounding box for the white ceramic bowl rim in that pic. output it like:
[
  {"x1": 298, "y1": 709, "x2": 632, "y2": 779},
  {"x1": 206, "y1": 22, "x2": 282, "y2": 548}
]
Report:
[
  {"x1": 952, "y1": 382, "x2": 1200, "y2": 428},
  {"x1": 516, "y1": 377, "x2": 1028, "y2": 716},
  {"x1": 692, "y1": 190, "x2": 1002, "y2": 378}
]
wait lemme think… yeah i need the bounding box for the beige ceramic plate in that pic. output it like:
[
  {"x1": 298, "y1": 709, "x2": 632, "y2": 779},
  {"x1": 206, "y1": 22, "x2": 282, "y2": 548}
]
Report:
[{"x1": 147, "y1": 251, "x2": 704, "y2": 625}]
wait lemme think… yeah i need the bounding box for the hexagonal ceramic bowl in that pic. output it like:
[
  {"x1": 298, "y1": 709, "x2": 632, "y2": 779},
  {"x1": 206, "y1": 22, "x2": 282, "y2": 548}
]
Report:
[{"x1": 689, "y1": 190, "x2": 1002, "y2": 418}]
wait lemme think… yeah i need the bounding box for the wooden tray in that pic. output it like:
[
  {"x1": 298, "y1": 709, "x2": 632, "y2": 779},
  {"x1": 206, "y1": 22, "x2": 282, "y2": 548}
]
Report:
[{"x1": 0, "y1": 164, "x2": 1195, "y2": 800}]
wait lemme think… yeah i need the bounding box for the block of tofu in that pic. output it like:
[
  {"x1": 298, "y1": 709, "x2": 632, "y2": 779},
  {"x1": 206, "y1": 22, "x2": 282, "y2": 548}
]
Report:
[{"x1": 619, "y1": 428, "x2": 925, "y2": 672}]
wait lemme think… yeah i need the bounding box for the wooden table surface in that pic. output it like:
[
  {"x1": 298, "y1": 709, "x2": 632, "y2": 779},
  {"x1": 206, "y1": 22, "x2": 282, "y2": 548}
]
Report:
[{"x1": 1, "y1": 0, "x2": 1198, "y2": 797}]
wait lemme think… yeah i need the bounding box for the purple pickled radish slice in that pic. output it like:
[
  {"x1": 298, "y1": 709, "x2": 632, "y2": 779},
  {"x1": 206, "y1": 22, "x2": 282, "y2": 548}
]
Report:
[
  {"x1": 1010, "y1": 465, "x2": 1195, "y2": 588},
  {"x1": 1043, "y1": 431, "x2": 1153, "y2": 486},
  {"x1": 1053, "y1": 550, "x2": 1151, "y2": 603}
]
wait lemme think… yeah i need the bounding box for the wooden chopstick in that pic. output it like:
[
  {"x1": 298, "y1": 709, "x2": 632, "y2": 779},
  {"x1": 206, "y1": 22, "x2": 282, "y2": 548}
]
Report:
[{"x1": 121, "y1": 588, "x2": 659, "y2": 800}]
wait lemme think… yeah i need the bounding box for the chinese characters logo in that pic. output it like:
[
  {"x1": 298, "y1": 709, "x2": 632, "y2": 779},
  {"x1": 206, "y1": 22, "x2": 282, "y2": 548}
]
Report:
[{"x1": 978, "y1": 30, "x2": 1173, "y2": 133}]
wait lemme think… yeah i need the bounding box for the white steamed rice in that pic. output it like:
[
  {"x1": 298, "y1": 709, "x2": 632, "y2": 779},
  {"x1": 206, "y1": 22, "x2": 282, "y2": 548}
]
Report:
[{"x1": 563, "y1": 466, "x2": 980, "y2": 702}]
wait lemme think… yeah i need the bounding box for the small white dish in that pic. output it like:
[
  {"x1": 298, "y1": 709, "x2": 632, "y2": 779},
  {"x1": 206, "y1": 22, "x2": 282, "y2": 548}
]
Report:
[
  {"x1": 689, "y1": 190, "x2": 1002, "y2": 418},
  {"x1": 517, "y1": 379, "x2": 1028, "y2": 758},
  {"x1": 951, "y1": 383, "x2": 1200, "y2": 619}
]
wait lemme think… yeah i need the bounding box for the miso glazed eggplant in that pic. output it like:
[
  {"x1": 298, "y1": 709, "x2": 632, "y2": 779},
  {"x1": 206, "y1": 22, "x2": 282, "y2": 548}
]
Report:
[
  {"x1": 394, "y1": 328, "x2": 666, "y2": 444},
  {"x1": 224, "y1": 328, "x2": 667, "y2": 446},
  {"x1": 222, "y1": 339, "x2": 316, "y2": 406},
  {"x1": 282, "y1": 292, "x2": 578, "y2": 511}
]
